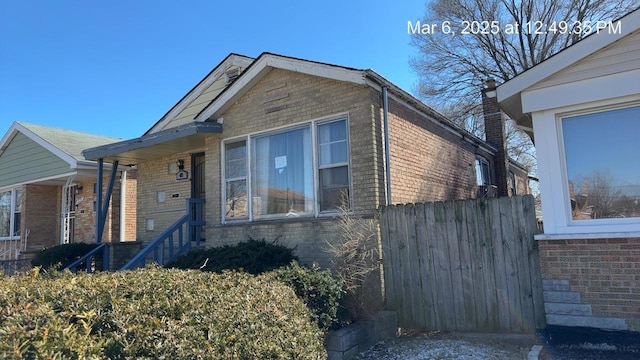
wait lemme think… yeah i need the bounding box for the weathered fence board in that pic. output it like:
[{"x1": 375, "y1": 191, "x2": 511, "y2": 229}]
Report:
[{"x1": 380, "y1": 195, "x2": 545, "y2": 333}]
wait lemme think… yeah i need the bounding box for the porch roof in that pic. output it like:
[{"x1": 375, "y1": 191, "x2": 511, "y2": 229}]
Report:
[{"x1": 82, "y1": 122, "x2": 222, "y2": 164}]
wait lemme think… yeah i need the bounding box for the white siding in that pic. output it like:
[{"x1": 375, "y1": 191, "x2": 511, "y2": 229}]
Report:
[
  {"x1": 530, "y1": 30, "x2": 640, "y2": 90},
  {"x1": 160, "y1": 65, "x2": 244, "y2": 130}
]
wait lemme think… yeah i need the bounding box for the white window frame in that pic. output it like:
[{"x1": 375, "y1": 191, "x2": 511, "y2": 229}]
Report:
[
  {"x1": 532, "y1": 96, "x2": 640, "y2": 238},
  {"x1": 0, "y1": 187, "x2": 22, "y2": 241},
  {"x1": 221, "y1": 114, "x2": 352, "y2": 223},
  {"x1": 475, "y1": 157, "x2": 491, "y2": 186}
]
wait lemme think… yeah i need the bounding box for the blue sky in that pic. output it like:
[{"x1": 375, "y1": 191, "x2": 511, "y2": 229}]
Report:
[{"x1": 1, "y1": 1, "x2": 427, "y2": 140}]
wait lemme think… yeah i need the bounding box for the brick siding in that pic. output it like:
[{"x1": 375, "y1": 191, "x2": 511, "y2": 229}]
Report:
[
  {"x1": 386, "y1": 97, "x2": 492, "y2": 204},
  {"x1": 135, "y1": 68, "x2": 523, "y2": 266},
  {"x1": 539, "y1": 238, "x2": 640, "y2": 331},
  {"x1": 136, "y1": 151, "x2": 200, "y2": 243},
  {"x1": 21, "y1": 184, "x2": 59, "y2": 253}
]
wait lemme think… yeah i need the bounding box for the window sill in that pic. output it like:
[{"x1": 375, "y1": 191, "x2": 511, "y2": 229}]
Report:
[{"x1": 535, "y1": 231, "x2": 640, "y2": 241}]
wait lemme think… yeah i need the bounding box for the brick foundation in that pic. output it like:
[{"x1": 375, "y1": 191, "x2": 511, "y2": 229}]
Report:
[{"x1": 539, "y1": 238, "x2": 640, "y2": 331}]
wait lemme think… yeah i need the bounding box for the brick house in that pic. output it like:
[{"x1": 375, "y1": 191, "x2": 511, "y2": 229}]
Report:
[
  {"x1": 0, "y1": 122, "x2": 137, "y2": 265},
  {"x1": 84, "y1": 52, "x2": 529, "y2": 267},
  {"x1": 498, "y1": 9, "x2": 640, "y2": 331}
]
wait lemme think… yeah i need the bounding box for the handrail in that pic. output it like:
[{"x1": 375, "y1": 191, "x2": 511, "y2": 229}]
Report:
[
  {"x1": 64, "y1": 243, "x2": 109, "y2": 273},
  {"x1": 120, "y1": 198, "x2": 205, "y2": 271}
]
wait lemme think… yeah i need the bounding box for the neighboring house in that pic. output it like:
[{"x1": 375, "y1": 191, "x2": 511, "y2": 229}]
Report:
[
  {"x1": 84, "y1": 52, "x2": 529, "y2": 268},
  {"x1": 498, "y1": 9, "x2": 640, "y2": 331},
  {"x1": 0, "y1": 122, "x2": 137, "y2": 262}
]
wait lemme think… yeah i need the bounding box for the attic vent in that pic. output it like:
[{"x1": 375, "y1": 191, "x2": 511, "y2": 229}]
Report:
[{"x1": 225, "y1": 68, "x2": 241, "y2": 85}]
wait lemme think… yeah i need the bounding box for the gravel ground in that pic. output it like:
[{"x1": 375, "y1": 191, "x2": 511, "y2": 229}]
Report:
[{"x1": 352, "y1": 331, "x2": 533, "y2": 360}]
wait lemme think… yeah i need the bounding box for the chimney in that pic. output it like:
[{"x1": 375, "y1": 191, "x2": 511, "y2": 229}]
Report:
[{"x1": 482, "y1": 79, "x2": 509, "y2": 197}]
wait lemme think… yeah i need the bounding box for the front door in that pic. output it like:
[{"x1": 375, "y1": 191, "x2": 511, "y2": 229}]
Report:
[{"x1": 191, "y1": 153, "x2": 206, "y2": 242}]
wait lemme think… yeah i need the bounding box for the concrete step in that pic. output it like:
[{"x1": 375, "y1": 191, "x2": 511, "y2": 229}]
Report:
[
  {"x1": 545, "y1": 302, "x2": 593, "y2": 316},
  {"x1": 546, "y1": 314, "x2": 627, "y2": 331},
  {"x1": 543, "y1": 290, "x2": 581, "y2": 304},
  {"x1": 542, "y1": 279, "x2": 571, "y2": 292}
]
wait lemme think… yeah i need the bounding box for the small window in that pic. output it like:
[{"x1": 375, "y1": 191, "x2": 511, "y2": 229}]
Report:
[
  {"x1": 224, "y1": 140, "x2": 248, "y2": 219},
  {"x1": 509, "y1": 172, "x2": 516, "y2": 196},
  {"x1": 0, "y1": 188, "x2": 22, "y2": 239},
  {"x1": 475, "y1": 157, "x2": 491, "y2": 186},
  {"x1": 318, "y1": 120, "x2": 349, "y2": 211}
]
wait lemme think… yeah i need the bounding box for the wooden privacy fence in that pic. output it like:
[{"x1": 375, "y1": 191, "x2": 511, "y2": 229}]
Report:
[{"x1": 379, "y1": 195, "x2": 545, "y2": 333}]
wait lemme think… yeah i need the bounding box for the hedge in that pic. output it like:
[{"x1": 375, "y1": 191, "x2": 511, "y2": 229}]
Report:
[
  {"x1": 0, "y1": 267, "x2": 326, "y2": 359},
  {"x1": 165, "y1": 238, "x2": 296, "y2": 274}
]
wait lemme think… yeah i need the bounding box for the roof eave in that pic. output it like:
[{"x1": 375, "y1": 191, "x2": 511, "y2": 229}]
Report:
[{"x1": 83, "y1": 122, "x2": 223, "y2": 164}]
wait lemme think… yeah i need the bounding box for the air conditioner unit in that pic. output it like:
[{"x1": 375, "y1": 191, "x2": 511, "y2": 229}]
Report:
[{"x1": 477, "y1": 185, "x2": 498, "y2": 198}]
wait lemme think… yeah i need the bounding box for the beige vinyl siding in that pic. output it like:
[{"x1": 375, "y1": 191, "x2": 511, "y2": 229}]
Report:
[
  {"x1": 531, "y1": 29, "x2": 640, "y2": 90},
  {"x1": 0, "y1": 133, "x2": 71, "y2": 187},
  {"x1": 162, "y1": 65, "x2": 244, "y2": 130}
]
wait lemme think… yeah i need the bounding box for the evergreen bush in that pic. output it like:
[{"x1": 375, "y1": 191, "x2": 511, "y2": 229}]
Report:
[
  {"x1": 0, "y1": 266, "x2": 326, "y2": 359},
  {"x1": 31, "y1": 242, "x2": 102, "y2": 270},
  {"x1": 270, "y1": 262, "x2": 344, "y2": 330},
  {"x1": 165, "y1": 238, "x2": 297, "y2": 274}
]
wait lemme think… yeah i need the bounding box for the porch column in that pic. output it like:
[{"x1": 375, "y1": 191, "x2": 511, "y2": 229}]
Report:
[{"x1": 95, "y1": 158, "x2": 119, "y2": 243}]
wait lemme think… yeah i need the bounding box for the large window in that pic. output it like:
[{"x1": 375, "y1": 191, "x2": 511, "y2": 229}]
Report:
[
  {"x1": 223, "y1": 117, "x2": 350, "y2": 222},
  {"x1": 0, "y1": 188, "x2": 22, "y2": 240},
  {"x1": 562, "y1": 105, "x2": 640, "y2": 221}
]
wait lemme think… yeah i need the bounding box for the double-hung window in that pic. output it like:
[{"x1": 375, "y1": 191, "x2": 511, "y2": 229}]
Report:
[
  {"x1": 318, "y1": 120, "x2": 349, "y2": 211},
  {"x1": 222, "y1": 117, "x2": 350, "y2": 222},
  {"x1": 0, "y1": 188, "x2": 22, "y2": 240}
]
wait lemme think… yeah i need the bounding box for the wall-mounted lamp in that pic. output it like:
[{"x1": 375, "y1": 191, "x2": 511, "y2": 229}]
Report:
[
  {"x1": 176, "y1": 159, "x2": 188, "y2": 181},
  {"x1": 75, "y1": 185, "x2": 83, "y2": 195}
]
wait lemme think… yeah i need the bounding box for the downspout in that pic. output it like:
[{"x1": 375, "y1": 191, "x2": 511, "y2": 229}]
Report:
[
  {"x1": 382, "y1": 86, "x2": 392, "y2": 205},
  {"x1": 119, "y1": 169, "x2": 126, "y2": 242}
]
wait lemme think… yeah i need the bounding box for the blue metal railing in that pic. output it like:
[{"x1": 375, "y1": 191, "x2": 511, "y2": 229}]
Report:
[
  {"x1": 64, "y1": 243, "x2": 110, "y2": 273},
  {"x1": 120, "y1": 198, "x2": 205, "y2": 270}
]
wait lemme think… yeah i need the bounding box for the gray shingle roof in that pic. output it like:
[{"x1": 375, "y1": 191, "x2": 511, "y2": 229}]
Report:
[{"x1": 18, "y1": 122, "x2": 122, "y2": 161}]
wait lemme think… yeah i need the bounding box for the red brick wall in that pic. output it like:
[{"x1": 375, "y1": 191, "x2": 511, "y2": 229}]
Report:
[
  {"x1": 386, "y1": 96, "x2": 494, "y2": 204},
  {"x1": 539, "y1": 238, "x2": 640, "y2": 331}
]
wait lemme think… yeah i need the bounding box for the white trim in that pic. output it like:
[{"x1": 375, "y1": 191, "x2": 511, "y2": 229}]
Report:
[
  {"x1": 220, "y1": 113, "x2": 352, "y2": 224},
  {"x1": 534, "y1": 98, "x2": 640, "y2": 236},
  {"x1": 521, "y1": 69, "x2": 640, "y2": 113},
  {"x1": 498, "y1": 9, "x2": 640, "y2": 103},
  {"x1": 0, "y1": 172, "x2": 78, "y2": 189},
  {"x1": 535, "y1": 232, "x2": 640, "y2": 240},
  {"x1": 148, "y1": 55, "x2": 254, "y2": 134},
  {"x1": 195, "y1": 54, "x2": 367, "y2": 122}
]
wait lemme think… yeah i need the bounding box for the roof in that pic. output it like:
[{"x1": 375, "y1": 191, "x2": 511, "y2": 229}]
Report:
[
  {"x1": 86, "y1": 52, "x2": 498, "y2": 163},
  {"x1": 497, "y1": 8, "x2": 640, "y2": 138},
  {"x1": 0, "y1": 121, "x2": 122, "y2": 168},
  {"x1": 145, "y1": 53, "x2": 254, "y2": 135}
]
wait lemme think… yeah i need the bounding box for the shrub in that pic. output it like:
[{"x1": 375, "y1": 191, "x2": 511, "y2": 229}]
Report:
[
  {"x1": 270, "y1": 262, "x2": 344, "y2": 330},
  {"x1": 0, "y1": 266, "x2": 326, "y2": 359},
  {"x1": 166, "y1": 238, "x2": 297, "y2": 274},
  {"x1": 31, "y1": 242, "x2": 102, "y2": 270},
  {"x1": 326, "y1": 203, "x2": 382, "y2": 320}
]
